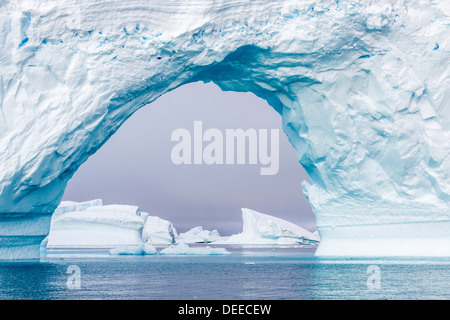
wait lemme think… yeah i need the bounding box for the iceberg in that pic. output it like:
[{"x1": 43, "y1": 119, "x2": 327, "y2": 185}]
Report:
[
  {"x1": 109, "y1": 243, "x2": 157, "y2": 255},
  {"x1": 109, "y1": 244, "x2": 145, "y2": 256},
  {"x1": 53, "y1": 199, "x2": 103, "y2": 217},
  {"x1": 142, "y1": 215, "x2": 178, "y2": 245},
  {"x1": 142, "y1": 242, "x2": 158, "y2": 255},
  {"x1": 222, "y1": 208, "x2": 319, "y2": 245},
  {"x1": 1, "y1": 0, "x2": 450, "y2": 258},
  {"x1": 46, "y1": 202, "x2": 144, "y2": 249},
  {"x1": 0, "y1": 213, "x2": 52, "y2": 260},
  {"x1": 160, "y1": 243, "x2": 230, "y2": 255},
  {"x1": 176, "y1": 226, "x2": 223, "y2": 244}
]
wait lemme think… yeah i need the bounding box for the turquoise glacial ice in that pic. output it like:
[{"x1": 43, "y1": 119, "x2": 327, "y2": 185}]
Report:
[{"x1": 0, "y1": 0, "x2": 449, "y2": 258}]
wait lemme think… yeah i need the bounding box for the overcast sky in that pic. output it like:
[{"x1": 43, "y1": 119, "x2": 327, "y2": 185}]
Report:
[{"x1": 62, "y1": 82, "x2": 316, "y2": 235}]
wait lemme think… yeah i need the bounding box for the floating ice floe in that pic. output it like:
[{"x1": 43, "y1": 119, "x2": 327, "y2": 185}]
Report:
[
  {"x1": 176, "y1": 226, "x2": 223, "y2": 244},
  {"x1": 109, "y1": 243, "x2": 157, "y2": 255},
  {"x1": 160, "y1": 243, "x2": 230, "y2": 255}
]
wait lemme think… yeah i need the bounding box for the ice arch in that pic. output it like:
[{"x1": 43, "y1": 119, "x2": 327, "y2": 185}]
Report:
[{"x1": 1, "y1": 0, "x2": 450, "y2": 258}]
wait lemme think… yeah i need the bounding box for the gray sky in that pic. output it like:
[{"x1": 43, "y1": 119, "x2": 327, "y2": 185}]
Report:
[{"x1": 62, "y1": 82, "x2": 316, "y2": 235}]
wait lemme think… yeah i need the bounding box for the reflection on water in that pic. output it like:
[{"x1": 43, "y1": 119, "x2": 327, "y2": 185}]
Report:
[{"x1": 0, "y1": 246, "x2": 449, "y2": 300}]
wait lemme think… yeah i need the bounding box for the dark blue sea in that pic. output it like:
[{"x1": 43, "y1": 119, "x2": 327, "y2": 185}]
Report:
[{"x1": 0, "y1": 245, "x2": 448, "y2": 300}]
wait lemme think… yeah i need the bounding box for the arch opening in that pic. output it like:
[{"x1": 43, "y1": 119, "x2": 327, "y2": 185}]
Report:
[{"x1": 61, "y1": 81, "x2": 316, "y2": 237}]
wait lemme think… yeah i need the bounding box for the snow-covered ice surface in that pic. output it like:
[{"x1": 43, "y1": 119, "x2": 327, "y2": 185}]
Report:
[
  {"x1": 1, "y1": 0, "x2": 450, "y2": 258},
  {"x1": 176, "y1": 226, "x2": 223, "y2": 244},
  {"x1": 160, "y1": 243, "x2": 231, "y2": 255},
  {"x1": 53, "y1": 199, "x2": 103, "y2": 217},
  {"x1": 220, "y1": 208, "x2": 319, "y2": 245}
]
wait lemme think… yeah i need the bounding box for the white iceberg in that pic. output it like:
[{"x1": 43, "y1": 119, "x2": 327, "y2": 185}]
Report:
[
  {"x1": 176, "y1": 226, "x2": 223, "y2": 244},
  {"x1": 160, "y1": 243, "x2": 230, "y2": 255},
  {"x1": 143, "y1": 242, "x2": 158, "y2": 255},
  {"x1": 222, "y1": 208, "x2": 320, "y2": 245},
  {"x1": 109, "y1": 244, "x2": 145, "y2": 255},
  {"x1": 109, "y1": 243, "x2": 157, "y2": 255},
  {"x1": 142, "y1": 215, "x2": 178, "y2": 245},
  {"x1": 46, "y1": 201, "x2": 145, "y2": 249}
]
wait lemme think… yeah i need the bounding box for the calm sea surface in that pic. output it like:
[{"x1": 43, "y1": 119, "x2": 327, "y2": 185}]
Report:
[{"x1": 0, "y1": 245, "x2": 448, "y2": 300}]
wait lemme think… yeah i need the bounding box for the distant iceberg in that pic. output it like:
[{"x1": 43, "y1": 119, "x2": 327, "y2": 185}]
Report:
[
  {"x1": 45, "y1": 201, "x2": 318, "y2": 253},
  {"x1": 176, "y1": 226, "x2": 223, "y2": 244},
  {"x1": 109, "y1": 243, "x2": 157, "y2": 255},
  {"x1": 44, "y1": 200, "x2": 186, "y2": 250},
  {"x1": 220, "y1": 208, "x2": 319, "y2": 245},
  {"x1": 142, "y1": 215, "x2": 178, "y2": 245},
  {"x1": 46, "y1": 201, "x2": 145, "y2": 249},
  {"x1": 160, "y1": 243, "x2": 230, "y2": 255}
]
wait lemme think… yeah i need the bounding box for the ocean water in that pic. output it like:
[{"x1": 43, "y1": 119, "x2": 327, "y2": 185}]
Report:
[{"x1": 0, "y1": 245, "x2": 448, "y2": 300}]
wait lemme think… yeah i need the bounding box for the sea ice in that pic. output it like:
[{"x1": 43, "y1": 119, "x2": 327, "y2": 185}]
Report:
[
  {"x1": 160, "y1": 243, "x2": 230, "y2": 255},
  {"x1": 143, "y1": 242, "x2": 158, "y2": 255},
  {"x1": 109, "y1": 243, "x2": 157, "y2": 255}
]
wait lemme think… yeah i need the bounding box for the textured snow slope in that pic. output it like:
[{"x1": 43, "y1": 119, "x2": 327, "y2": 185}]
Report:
[
  {"x1": 1, "y1": 0, "x2": 450, "y2": 257},
  {"x1": 223, "y1": 208, "x2": 319, "y2": 245}
]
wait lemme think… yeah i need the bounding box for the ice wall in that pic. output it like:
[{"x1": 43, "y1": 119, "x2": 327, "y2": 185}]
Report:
[
  {"x1": 0, "y1": 0, "x2": 450, "y2": 258},
  {"x1": 47, "y1": 204, "x2": 145, "y2": 248}
]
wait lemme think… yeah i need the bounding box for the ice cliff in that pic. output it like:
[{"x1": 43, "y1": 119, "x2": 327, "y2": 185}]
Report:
[
  {"x1": 46, "y1": 200, "x2": 183, "y2": 249},
  {"x1": 142, "y1": 215, "x2": 178, "y2": 245},
  {"x1": 176, "y1": 226, "x2": 222, "y2": 244},
  {"x1": 1, "y1": 0, "x2": 450, "y2": 258},
  {"x1": 47, "y1": 201, "x2": 145, "y2": 249}
]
